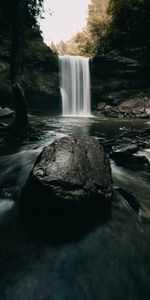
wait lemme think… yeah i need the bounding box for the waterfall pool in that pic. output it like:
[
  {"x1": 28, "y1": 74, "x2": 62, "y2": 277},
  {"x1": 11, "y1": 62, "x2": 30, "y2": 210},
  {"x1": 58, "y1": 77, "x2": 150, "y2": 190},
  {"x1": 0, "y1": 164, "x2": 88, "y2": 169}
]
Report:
[{"x1": 0, "y1": 115, "x2": 150, "y2": 300}]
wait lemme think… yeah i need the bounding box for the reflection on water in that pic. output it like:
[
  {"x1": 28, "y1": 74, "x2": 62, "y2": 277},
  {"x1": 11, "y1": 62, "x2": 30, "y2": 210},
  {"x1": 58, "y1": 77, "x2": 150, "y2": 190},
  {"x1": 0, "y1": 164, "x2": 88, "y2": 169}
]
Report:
[{"x1": 29, "y1": 114, "x2": 149, "y2": 138}]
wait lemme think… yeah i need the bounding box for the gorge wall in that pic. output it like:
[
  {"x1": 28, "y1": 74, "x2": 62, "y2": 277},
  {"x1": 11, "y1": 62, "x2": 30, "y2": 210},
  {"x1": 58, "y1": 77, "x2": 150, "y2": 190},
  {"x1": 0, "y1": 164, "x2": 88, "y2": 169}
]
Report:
[
  {"x1": 0, "y1": 25, "x2": 150, "y2": 118},
  {"x1": 0, "y1": 26, "x2": 61, "y2": 114},
  {"x1": 90, "y1": 49, "x2": 150, "y2": 118}
]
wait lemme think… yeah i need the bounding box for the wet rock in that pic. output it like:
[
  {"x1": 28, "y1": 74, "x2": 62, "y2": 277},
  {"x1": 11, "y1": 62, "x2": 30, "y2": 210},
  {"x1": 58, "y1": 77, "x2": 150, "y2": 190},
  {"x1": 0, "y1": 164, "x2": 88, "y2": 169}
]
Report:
[
  {"x1": 97, "y1": 102, "x2": 106, "y2": 110},
  {"x1": 0, "y1": 122, "x2": 7, "y2": 128},
  {"x1": 133, "y1": 151, "x2": 150, "y2": 165},
  {"x1": 104, "y1": 105, "x2": 120, "y2": 118},
  {"x1": 117, "y1": 97, "x2": 150, "y2": 118},
  {"x1": 0, "y1": 107, "x2": 14, "y2": 118},
  {"x1": 145, "y1": 108, "x2": 150, "y2": 117},
  {"x1": 112, "y1": 143, "x2": 139, "y2": 158},
  {"x1": 20, "y1": 136, "x2": 112, "y2": 229},
  {"x1": 109, "y1": 126, "x2": 150, "y2": 165},
  {"x1": 0, "y1": 62, "x2": 9, "y2": 72},
  {"x1": 118, "y1": 98, "x2": 145, "y2": 114},
  {"x1": 115, "y1": 187, "x2": 140, "y2": 213},
  {"x1": 91, "y1": 53, "x2": 150, "y2": 116}
]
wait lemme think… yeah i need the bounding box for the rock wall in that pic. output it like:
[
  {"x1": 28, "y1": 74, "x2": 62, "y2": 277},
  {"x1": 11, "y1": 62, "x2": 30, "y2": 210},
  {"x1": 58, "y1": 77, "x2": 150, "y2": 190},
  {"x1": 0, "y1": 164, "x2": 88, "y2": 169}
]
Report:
[
  {"x1": 90, "y1": 49, "x2": 150, "y2": 118},
  {"x1": 0, "y1": 28, "x2": 61, "y2": 114},
  {"x1": 1, "y1": 28, "x2": 150, "y2": 118}
]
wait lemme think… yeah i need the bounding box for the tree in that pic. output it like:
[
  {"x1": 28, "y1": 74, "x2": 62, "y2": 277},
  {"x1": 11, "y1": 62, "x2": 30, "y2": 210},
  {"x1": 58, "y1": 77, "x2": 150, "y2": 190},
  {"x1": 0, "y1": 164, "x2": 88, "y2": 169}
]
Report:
[
  {"x1": 107, "y1": 0, "x2": 150, "y2": 49},
  {"x1": 58, "y1": 0, "x2": 110, "y2": 56},
  {"x1": 11, "y1": 0, "x2": 28, "y2": 134},
  {"x1": 63, "y1": 0, "x2": 150, "y2": 57},
  {"x1": 86, "y1": 0, "x2": 112, "y2": 55},
  {"x1": 10, "y1": 0, "x2": 43, "y2": 136},
  {"x1": 49, "y1": 42, "x2": 58, "y2": 55}
]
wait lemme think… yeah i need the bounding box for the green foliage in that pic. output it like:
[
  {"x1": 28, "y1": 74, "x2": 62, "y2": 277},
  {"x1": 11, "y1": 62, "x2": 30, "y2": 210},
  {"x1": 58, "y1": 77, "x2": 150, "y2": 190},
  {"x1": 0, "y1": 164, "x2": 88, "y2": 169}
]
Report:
[
  {"x1": 74, "y1": 0, "x2": 110, "y2": 56},
  {"x1": 27, "y1": 0, "x2": 44, "y2": 27},
  {"x1": 55, "y1": 0, "x2": 110, "y2": 56},
  {"x1": 0, "y1": 0, "x2": 57, "y2": 97},
  {"x1": 0, "y1": 0, "x2": 44, "y2": 33},
  {"x1": 58, "y1": 0, "x2": 150, "y2": 57},
  {"x1": 28, "y1": 0, "x2": 43, "y2": 18},
  {"x1": 0, "y1": 0, "x2": 13, "y2": 35},
  {"x1": 107, "y1": 0, "x2": 150, "y2": 48}
]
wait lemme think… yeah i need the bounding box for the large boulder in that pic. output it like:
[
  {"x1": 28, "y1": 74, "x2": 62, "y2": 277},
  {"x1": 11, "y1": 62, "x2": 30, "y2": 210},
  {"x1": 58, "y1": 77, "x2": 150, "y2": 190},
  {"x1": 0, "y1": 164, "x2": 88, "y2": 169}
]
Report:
[{"x1": 20, "y1": 136, "x2": 112, "y2": 232}]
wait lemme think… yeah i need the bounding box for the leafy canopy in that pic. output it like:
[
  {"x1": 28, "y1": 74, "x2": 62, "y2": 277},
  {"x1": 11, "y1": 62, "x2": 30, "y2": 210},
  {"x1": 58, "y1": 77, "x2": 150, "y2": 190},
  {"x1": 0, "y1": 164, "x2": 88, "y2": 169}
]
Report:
[{"x1": 55, "y1": 0, "x2": 150, "y2": 56}]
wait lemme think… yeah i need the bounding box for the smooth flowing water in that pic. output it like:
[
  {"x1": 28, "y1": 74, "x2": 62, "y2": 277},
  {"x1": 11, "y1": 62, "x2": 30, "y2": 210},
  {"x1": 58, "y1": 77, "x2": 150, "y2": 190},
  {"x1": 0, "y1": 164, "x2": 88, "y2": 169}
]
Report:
[
  {"x1": 0, "y1": 115, "x2": 150, "y2": 300},
  {"x1": 59, "y1": 55, "x2": 91, "y2": 116}
]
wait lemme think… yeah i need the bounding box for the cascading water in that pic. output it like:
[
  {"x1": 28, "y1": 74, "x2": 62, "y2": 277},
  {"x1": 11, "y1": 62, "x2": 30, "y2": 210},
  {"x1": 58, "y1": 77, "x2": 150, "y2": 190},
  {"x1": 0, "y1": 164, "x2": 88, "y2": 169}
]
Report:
[{"x1": 59, "y1": 55, "x2": 91, "y2": 116}]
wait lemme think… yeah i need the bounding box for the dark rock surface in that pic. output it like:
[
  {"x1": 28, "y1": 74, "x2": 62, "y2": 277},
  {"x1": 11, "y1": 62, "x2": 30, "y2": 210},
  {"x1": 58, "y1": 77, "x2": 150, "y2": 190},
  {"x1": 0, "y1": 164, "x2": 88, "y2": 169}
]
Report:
[
  {"x1": 112, "y1": 143, "x2": 139, "y2": 158},
  {"x1": 20, "y1": 135, "x2": 112, "y2": 231},
  {"x1": 0, "y1": 106, "x2": 13, "y2": 118},
  {"x1": 104, "y1": 127, "x2": 150, "y2": 166},
  {"x1": 114, "y1": 187, "x2": 140, "y2": 213},
  {"x1": 1, "y1": 29, "x2": 150, "y2": 116},
  {"x1": 0, "y1": 27, "x2": 60, "y2": 113},
  {"x1": 91, "y1": 52, "x2": 150, "y2": 118}
]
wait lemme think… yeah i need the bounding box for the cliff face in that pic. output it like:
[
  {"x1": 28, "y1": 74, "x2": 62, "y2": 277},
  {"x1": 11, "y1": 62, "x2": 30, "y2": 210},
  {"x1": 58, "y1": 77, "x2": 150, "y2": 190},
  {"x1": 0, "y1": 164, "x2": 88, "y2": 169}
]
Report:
[
  {"x1": 90, "y1": 49, "x2": 150, "y2": 118},
  {"x1": 1, "y1": 23, "x2": 150, "y2": 118},
  {"x1": 0, "y1": 26, "x2": 61, "y2": 114},
  {"x1": 0, "y1": 33, "x2": 11, "y2": 103}
]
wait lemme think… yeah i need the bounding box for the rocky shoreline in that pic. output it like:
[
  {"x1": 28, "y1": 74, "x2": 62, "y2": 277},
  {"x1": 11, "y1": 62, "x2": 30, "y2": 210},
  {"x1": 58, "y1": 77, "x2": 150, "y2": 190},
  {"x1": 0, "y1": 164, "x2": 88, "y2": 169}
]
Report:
[
  {"x1": 1, "y1": 30, "x2": 150, "y2": 116},
  {"x1": 93, "y1": 97, "x2": 150, "y2": 119},
  {"x1": 91, "y1": 50, "x2": 150, "y2": 119}
]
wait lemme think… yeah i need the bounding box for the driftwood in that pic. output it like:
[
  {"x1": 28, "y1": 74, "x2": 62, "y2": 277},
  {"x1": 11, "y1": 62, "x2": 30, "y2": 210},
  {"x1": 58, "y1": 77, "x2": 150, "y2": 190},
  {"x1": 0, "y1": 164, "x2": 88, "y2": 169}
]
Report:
[{"x1": 101, "y1": 128, "x2": 150, "y2": 148}]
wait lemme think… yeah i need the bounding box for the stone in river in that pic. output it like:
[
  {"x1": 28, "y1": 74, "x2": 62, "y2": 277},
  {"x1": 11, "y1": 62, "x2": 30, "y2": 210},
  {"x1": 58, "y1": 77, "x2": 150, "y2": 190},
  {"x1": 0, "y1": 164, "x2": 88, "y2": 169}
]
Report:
[{"x1": 20, "y1": 136, "x2": 112, "y2": 232}]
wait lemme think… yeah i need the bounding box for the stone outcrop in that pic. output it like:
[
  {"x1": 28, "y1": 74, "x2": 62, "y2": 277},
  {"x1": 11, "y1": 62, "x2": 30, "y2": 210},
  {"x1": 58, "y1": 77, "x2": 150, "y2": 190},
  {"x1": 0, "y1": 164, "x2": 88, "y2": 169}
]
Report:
[
  {"x1": 20, "y1": 136, "x2": 112, "y2": 228},
  {"x1": 90, "y1": 50, "x2": 150, "y2": 118},
  {"x1": 1, "y1": 21, "x2": 150, "y2": 117},
  {"x1": 0, "y1": 28, "x2": 61, "y2": 113}
]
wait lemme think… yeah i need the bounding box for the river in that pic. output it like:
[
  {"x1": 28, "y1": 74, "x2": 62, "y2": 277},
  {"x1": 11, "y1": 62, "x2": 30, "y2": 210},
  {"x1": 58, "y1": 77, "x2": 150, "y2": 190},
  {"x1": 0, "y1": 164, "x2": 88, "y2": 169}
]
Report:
[{"x1": 0, "y1": 115, "x2": 150, "y2": 300}]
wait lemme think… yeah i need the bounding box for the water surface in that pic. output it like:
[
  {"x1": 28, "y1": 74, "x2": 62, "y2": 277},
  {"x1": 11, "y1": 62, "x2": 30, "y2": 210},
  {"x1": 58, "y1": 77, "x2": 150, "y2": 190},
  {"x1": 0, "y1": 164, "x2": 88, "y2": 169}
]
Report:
[{"x1": 0, "y1": 115, "x2": 150, "y2": 300}]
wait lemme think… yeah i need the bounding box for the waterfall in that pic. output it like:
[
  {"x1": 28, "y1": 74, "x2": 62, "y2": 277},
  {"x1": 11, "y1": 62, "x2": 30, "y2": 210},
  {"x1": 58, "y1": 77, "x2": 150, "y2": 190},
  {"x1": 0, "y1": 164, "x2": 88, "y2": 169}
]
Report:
[{"x1": 59, "y1": 55, "x2": 91, "y2": 116}]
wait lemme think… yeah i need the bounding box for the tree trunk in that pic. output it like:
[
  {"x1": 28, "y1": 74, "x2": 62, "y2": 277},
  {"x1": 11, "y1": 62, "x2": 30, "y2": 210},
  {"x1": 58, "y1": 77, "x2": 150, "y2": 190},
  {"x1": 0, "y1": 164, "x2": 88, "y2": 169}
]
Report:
[{"x1": 11, "y1": 0, "x2": 28, "y2": 134}]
